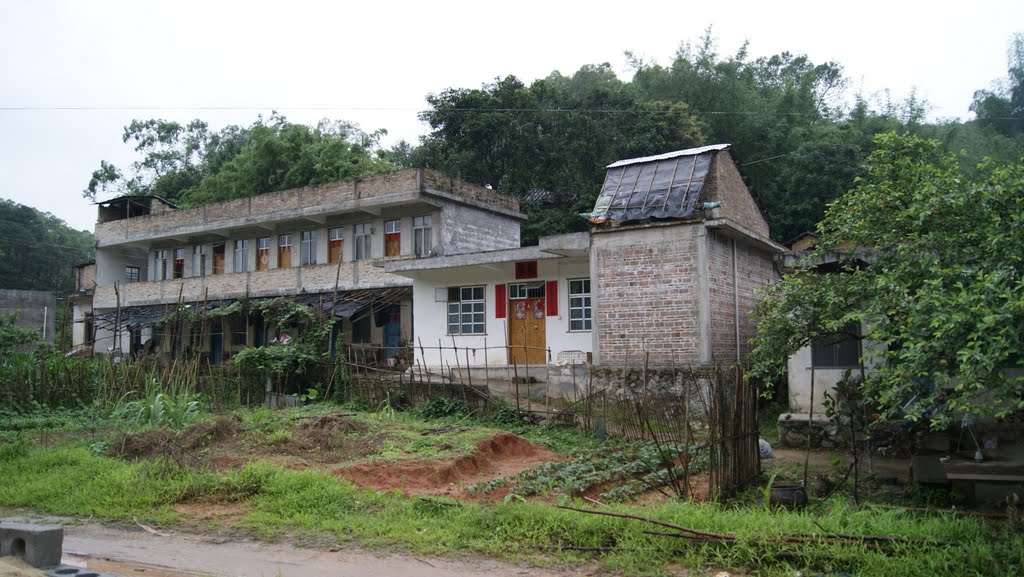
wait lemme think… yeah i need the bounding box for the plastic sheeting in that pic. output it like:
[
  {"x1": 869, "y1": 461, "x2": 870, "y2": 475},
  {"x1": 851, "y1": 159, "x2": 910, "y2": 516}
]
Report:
[
  {"x1": 93, "y1": 287, "x2": 411, "y2": 330},
  {"x1": 589, "y1": 150, "x2": 716, "y2": 223}
]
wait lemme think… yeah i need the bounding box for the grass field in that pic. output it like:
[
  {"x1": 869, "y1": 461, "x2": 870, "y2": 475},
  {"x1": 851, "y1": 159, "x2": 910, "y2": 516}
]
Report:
[{"x1": 2, "y1": 402, "x2": 1021, "y2": 577}]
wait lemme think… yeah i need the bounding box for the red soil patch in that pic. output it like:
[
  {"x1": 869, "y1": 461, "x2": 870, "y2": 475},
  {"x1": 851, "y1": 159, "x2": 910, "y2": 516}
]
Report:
[{"x1": 334, "y1": 432, "x2": 555, "y2": 495}]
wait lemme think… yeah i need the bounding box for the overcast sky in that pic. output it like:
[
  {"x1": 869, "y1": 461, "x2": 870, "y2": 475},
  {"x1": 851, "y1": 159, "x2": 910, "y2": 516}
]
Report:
[{"x1": 1, "y1": 0, "x2": 1021, "y2": 232}]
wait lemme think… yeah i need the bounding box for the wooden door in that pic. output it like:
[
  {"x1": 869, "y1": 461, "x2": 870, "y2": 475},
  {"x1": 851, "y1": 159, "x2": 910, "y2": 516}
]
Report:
[
  {"x1": 278, "y1": 245, "x2": 292, "y2": 268},
  {"x1": 329, "y1": 239, "x2": 343, "y2": 263},
  {"x1": 385, "y1": 233, "x2": 400, "y2": 257},
  {"x1": 508, "y1": 297, "x2": 546, "y2": 366}
]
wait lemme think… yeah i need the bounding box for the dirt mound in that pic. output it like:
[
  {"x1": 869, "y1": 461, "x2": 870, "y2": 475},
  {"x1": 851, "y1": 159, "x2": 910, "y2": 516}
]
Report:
[
  {"x1": 108, "y1": 428, "x2": 176, "y2": 461},
  {"x1": 180, "y1": 415, "x2": 241, "y2": 449},
  {"x1": 108, "y1": 416, "x2": 240, "y2": 465},
  {"x1": 290, "y1": 415, "x2": 370, "y2": 452},
  {"x1": 334, "y1": 432, "x2": 555, "y2": 495}
]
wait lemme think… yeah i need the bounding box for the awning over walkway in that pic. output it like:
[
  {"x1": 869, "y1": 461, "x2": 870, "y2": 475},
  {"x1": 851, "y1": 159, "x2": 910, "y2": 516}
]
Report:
[{"x1": 92, "y1": 287, "x2": 411, "y2": 331}]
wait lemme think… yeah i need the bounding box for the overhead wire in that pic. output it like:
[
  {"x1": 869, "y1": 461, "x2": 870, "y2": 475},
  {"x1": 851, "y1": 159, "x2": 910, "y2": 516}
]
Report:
[{"x1": 0, "y1": 104, "x2": 834, "y2": 117}]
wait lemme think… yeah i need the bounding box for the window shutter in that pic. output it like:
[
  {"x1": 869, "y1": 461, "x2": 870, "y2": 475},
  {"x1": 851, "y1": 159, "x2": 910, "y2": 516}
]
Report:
[
  {"x1": 495, "y1": 284, "x2": 506, "y2": 318},
  {"x1": 546, "y1": 281, "x2": 558, "y2": 316}
]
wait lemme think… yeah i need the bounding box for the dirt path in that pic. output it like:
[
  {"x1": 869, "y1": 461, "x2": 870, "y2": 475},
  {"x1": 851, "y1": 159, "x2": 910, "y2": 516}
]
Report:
[
  {"x1": 60, "y1": 522, "x2": 591, "y2": 577},
  {"x1": 771, "y1": 448, "x2": 911, "y2": 481}
]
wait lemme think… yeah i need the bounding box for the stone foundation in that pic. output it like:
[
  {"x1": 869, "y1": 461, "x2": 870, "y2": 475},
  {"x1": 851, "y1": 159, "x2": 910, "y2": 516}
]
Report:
[{"x1": 777, "y1": 413, "x2": 840, "y2": 449}]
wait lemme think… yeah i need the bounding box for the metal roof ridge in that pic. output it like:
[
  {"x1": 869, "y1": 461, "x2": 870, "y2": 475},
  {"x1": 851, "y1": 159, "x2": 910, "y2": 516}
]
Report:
[{"x1": 606, "y1": 144, "x2": 731, "y2": 168}]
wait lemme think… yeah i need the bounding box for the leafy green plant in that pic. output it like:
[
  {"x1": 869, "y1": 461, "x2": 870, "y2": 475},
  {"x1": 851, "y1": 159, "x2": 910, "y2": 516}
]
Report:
[
  {"x1": 0, "y1": 311, "x2": 40, "y2": 355},
  {"x1": 763, "y1": 470, "x2": 782, "y2": 509},
  {"x1": 414, "y1": 396, "x2": 469, "y2": 419},
  {"x1": 471, "y1": 440, "x2": 706, "y2": 502},
  {"x1": 117, "y1": 381, "x2": 203, "y2": 430},
  {"x1": 89, "y1": 440, "x2": 111, "y2": 455},
  {"x1": 264, "y1": 429, "x2": 293, "y2": 445},
  {"x1": 376, "y1": 392, "x2": 398, "y2": 420}
]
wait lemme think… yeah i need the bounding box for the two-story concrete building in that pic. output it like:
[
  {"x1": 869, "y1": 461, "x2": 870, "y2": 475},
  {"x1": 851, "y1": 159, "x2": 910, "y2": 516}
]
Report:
[
  {"x1": 84, "y1": 169, "x2": 524, "y2": 363},
  {"x1": 79, "y1": 145, "x2": 782, "y2": 399}
]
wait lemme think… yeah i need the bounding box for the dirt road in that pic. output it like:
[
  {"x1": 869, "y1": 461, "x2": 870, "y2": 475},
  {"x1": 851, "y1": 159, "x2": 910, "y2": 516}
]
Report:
[{"x1": 60, "y1": 522, "x2": 589, "y2": 577}]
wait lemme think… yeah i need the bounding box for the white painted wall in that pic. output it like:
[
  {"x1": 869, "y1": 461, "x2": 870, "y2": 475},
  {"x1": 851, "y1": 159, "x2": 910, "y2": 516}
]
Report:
[
  {"x1": 786, "y1": 336, "x2": 881, "y2": 413},
  {"x1": 786, "y1": 345, "x2": 856, "y2": 413},
  {"x1": 71, "y1": 298, "x2": 92, "y2": 350},
  {"x1": 408, "y1": 257, "x2": 592, "y2": 370}
]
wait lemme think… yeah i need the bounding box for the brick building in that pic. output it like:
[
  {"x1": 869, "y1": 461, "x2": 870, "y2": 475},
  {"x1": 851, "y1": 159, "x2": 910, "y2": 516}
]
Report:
[
  {"x1": 78, "y1": 169, "x2": 524, "y2": 361},
  {"x1": 385, "y1": 144, "x2": 783, "y2": 388},
  {"x1": 76, "y1": 146, "x2": 781, "y2": 389}
]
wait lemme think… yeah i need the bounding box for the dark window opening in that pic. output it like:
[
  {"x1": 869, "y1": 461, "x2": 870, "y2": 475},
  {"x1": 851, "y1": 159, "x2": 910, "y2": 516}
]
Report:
[
  {"x1": 515, "y1": 261, "x2": 538, "y2": 279},
  {"x1": 812, "y1": 322, "x2": 861, "y2": 367},
  {"x1": 231, "y1": 314, "x2": 247, "y2": 346},
  {"x1": 173, "y1": 248, "x2": 185, "y2": 279}
]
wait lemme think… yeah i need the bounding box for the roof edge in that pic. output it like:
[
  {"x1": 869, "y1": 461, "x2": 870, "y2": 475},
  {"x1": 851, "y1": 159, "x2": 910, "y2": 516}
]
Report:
[{"x1": 606, "y1": 144, "x2": 731, "y2": 168}]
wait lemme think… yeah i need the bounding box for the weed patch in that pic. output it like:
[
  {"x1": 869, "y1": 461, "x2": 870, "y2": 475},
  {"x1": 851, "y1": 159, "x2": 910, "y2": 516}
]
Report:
[{"x1": 5, "y1": 405, "x2": 1024, "y2": 576}]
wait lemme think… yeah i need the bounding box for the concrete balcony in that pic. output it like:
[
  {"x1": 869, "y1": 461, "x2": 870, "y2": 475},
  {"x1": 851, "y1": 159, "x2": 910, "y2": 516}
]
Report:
[{"x1": 92, "y1": 260, "x2": 411, "y2": 309}]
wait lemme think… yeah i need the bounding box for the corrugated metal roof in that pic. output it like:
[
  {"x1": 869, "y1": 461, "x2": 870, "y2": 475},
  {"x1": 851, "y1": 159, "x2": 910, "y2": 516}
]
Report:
[
  {"x1": 606, "y1": 144, "x2": 730, "y2": 169},
  {"x1": 95, "y1": 195, "x2": 179, "y2": 209},
  {"x1": 589, "y1": 146, "x2": 727, "y2": 223}
]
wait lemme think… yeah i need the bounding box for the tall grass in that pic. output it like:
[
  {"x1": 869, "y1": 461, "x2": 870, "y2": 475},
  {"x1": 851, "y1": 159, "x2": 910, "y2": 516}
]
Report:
[
  {"x1": 115, "y1": 378, "x2": 203, "y2": 430},
  {"x1": 0, "y1": 352, "x2": 265, "y2": 412},
  {"x1": 0, "y1": 440, "x2": 1020, "y2": 577}
]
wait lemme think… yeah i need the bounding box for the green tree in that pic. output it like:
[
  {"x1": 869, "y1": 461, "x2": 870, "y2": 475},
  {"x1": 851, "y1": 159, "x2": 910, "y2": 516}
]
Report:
[
  {"x1": 751, "y1": 133, "x2": 1024, "y2": 427},
  {"x1": 181, "y1": 114, "x2": 393, "y2": 206},
  {"x1": 417, "y1": 66, "x2": 705, "y2": 245},
  {"x1": 84, "y1": 114, "x2": 394, "y2": 206},
  {"x1": 0, "y1": 199, "x2": 94, "y2": 292},
  {"x1": 85, "y1": 119, "x2": 213, "y2": 202},
  {"x1": 970, "y1": 33, "x2": 1024, "y2": 137},
  {"x1": 0, "y1": 311, "x2": 39, "y2": 355}
]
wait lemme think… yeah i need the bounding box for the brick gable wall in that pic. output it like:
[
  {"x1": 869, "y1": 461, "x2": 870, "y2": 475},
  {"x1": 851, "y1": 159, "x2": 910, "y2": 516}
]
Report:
[{"x1": 592, "y1": 224, "x2": 702, "y2": 365}]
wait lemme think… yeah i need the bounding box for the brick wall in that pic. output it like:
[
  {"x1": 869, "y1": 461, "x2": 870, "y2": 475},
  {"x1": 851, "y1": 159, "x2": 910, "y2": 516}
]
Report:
[
  {"x1": 358, "y1": 170, "x2": 418, "y2": 198},
  {"x1": 735, "y1": 240, "x2": 777, "y2": 357},
  {"x1": 592, "y1": 224, "x2": 702, "y2": 365},
  {"x1": 707, "y1": 231, "x2": 738, "y2": 362},
  {"x1": 95, "y1": 169, "x2": 518, "y2": 245},
  {"x1": 702, "y1": 152, "x2": 770, "y2": 238},
  {"x1": 76, "y1": 264, "x2": 96, "y2": 292},
  {"x1": 706, "y1": 230, "x2": 778, "y2": 362},
  {"x1": 421, "y1": 170, "x2": 519, "y2": 212}
]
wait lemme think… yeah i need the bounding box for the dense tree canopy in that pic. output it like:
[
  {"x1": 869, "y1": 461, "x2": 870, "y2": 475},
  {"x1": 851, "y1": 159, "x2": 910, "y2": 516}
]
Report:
[
  {"x1": 84, "y1": 32, "x2": 1024, "y2": 247},
  {"x1": 970, "y1": 33, "x2": 1024, "y2": 138},
  {"x1": 0, "y1": 199, "x2": 94, "y2": 293},
  {"x1": 84, "y1": 113, "x2": 397, "y2": 207},
  {"x1": 751, "y1": 133, "x2": 1024, "y2": 427},
  {"x1": 414, "y1": 67, "x2": 706, "y2": 244},
  {"x1": 413, "y1": 32, "x2": 1024, "y2": 243}
]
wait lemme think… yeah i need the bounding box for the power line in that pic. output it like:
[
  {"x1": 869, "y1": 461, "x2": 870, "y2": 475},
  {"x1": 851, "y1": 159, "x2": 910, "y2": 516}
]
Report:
[
  {"x1": 0, "y1": 105, "x2": 419, "y2": 112},
  {"x1": 4, "y1": 104, "x2": 1003, "y2": 120},
  {"x1": 0, "y1": 235, "x2": 94, "y2": 253},
  {"x1": 0, "y1": 105, "x2": 831, "y2": 117}
]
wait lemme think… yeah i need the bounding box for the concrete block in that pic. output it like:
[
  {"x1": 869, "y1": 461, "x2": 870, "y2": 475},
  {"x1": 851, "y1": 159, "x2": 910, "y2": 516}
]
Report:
[
  {"x1": 0, "y1": 522, "x2": 63, "y2": 568},
  {"x1": 911, "y1": 455, "x2": 948, "y2": 484}
]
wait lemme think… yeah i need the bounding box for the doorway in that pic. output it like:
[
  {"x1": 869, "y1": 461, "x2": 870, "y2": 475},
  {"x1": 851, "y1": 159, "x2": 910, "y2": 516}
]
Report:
[{"x1": 508, "y1": 282, "x2": 546, "y2": 366}]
